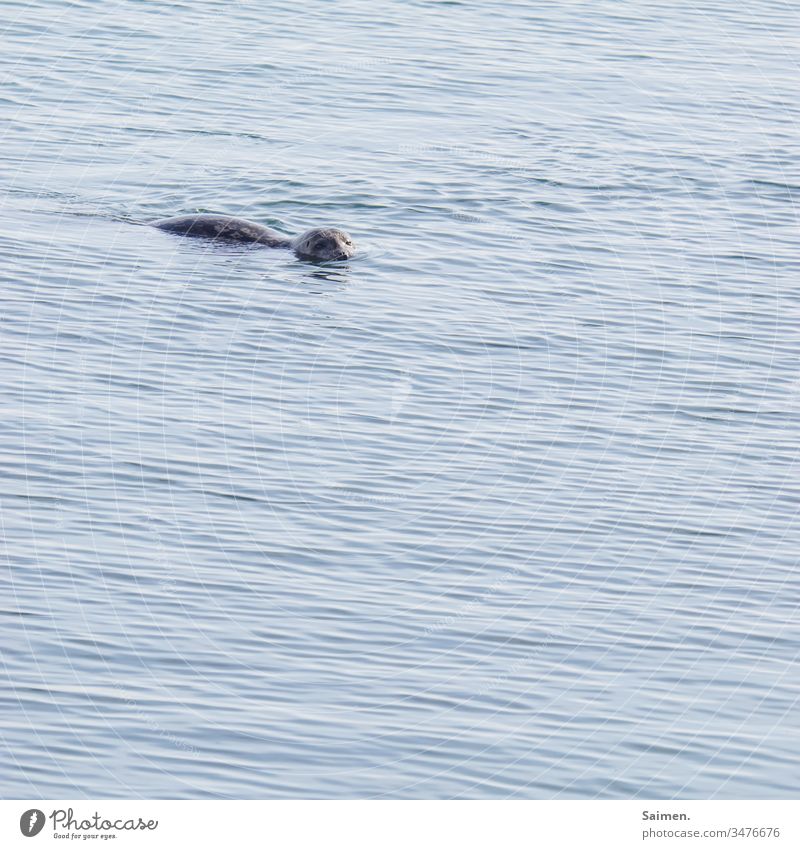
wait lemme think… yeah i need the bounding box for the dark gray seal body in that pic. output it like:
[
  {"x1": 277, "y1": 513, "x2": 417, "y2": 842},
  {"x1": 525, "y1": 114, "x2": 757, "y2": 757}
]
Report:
[{"x1": 152, "y1": 214, "x2": 355, "y2": 262}]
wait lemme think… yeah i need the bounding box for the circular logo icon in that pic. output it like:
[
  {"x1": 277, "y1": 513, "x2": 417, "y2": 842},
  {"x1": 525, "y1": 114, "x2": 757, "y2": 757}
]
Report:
[{"x1": 19, "y1": 809, "x2": 45, "y2": 837}]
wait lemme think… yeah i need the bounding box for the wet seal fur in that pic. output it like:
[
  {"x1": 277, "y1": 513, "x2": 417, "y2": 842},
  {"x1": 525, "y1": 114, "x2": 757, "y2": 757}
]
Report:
[{"x1": 152, "y1": 214, "x2": 355, "y2": 262}]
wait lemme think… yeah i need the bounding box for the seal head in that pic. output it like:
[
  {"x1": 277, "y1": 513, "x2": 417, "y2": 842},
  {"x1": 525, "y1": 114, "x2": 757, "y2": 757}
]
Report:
[{"x1": 291, "y1": 228, "x2": 355, "y2": 262}]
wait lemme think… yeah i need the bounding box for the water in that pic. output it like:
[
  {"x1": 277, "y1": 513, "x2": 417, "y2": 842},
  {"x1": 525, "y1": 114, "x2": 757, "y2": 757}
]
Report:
[{"x1": 1, "y1": 0, "x2": 798, "y2": 799}]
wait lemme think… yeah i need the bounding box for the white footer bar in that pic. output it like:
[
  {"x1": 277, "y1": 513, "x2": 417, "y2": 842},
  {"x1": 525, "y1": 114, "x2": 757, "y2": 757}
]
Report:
[{"x1": 2, "y1": 800, "x2": 797, "y2": 849}]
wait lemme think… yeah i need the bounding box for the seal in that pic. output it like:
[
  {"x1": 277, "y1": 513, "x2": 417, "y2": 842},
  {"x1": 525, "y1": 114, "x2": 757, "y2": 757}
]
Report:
[{"x1": 152, "y1": 214, "x2": 355, "y2": 262}]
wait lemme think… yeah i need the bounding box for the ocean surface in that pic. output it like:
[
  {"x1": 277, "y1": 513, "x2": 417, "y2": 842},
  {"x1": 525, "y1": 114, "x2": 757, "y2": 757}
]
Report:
[{"x1": 1, "y1": 0, "x2": 798, "y2": 799}]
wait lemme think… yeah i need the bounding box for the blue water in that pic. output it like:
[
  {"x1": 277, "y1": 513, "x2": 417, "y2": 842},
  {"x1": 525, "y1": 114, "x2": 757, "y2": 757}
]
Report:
[{"x1": 1, "y1": 0, "x2": 798, "y2": 799}]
